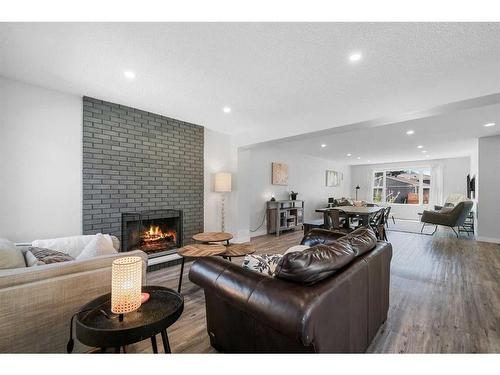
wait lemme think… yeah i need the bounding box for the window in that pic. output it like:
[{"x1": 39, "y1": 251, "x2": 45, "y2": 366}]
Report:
[{"x1": 372, "y1": 168, "x2": 431, "y2": 205}]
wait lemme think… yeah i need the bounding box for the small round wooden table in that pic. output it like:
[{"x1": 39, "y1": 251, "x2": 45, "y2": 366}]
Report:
[
  {"x1": 75, "y1": 286, "x2": 183, "y2": 354},
  {"x1": 177, "y1": 244, "x2": 226, "y2": 293},
  {"x1": 192, "y1": 232, "x2": 233, "y2": 245},
  {"x1": 220, "y1": 243, "x2": 255, "y2": 261}
]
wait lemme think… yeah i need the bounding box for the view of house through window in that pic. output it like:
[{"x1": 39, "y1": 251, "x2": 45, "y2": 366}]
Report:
[{"x1": 372, "y1": 168, "x2": 431, "y2": 205}]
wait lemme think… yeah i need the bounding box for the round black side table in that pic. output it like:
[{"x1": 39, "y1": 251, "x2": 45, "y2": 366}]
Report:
[{"x1": 75, "y1": 285, "x2": 183, "y2": 353}]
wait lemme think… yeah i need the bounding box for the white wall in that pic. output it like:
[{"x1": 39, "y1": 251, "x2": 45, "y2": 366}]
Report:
[
  {"x1": 351, "y1": 157, "x2": 470, "y2": 220},
  {"x1": 0, "y1": 77, "x2": 82, "y2": 242},
  {"x1": 203, "y1": 128, "x2": 244, "y2": 239},
  {"x1": 242, "y1": 146, "x2": 351, "y2": 237},
  {"x1": 0, "y1": 78, "x2": 239, "y2": 244},
  {"x1": 477, "y1": 135, "x2": 500, "y2": 243}
]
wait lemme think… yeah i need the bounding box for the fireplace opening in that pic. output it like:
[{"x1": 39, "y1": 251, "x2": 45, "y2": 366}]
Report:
[{"x1": 121, "y1": 210, "x2": 183, "y2": 257}]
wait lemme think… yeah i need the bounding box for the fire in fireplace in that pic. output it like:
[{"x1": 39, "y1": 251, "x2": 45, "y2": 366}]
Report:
[
  {"x1": 121, "y1": 210, "x2": 183, "y2": 257},
  {"x1": 141, "y1": 225, "x2": 176, "y2": 253}
]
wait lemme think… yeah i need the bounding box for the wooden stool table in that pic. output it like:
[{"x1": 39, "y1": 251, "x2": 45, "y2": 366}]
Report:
[
  {"x1": 192, "y1": 232, "x2": 233, "y2": 245},
  {"x1": 177, "y1": 244, "x2": 226, "y2": 293},
  {"x1": 220, "y1": 243, "x2": 255, "y2": 262}
]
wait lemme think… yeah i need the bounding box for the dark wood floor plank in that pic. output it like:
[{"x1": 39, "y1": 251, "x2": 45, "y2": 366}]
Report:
[{"x1": 127, "y1": 229, "x2": 500, "y2": 353}]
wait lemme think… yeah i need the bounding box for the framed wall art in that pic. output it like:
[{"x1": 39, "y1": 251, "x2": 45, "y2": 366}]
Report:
[
  {"x1": 272, "y1": 162, "x2": 288, "y2": 185},
  {"x1": 326, "y1": 170, "x2": 343, "y2": 187}
]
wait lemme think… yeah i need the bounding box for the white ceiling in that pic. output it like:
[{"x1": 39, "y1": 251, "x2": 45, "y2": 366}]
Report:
[
  {"x1": 258, "y1": 102, "x2": 500, "y2": 165},
  {"x1": 1, "y1": 23, "x2": 500, "y2": 147}
]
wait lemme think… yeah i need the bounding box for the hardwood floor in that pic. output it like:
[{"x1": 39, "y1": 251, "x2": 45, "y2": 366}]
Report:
[{"x1": 129, "y1": 229, "x2": 500, "y2": 353}]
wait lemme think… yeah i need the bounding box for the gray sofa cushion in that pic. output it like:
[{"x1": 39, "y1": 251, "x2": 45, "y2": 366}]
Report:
[{"x1": 0, "y1": 238, "x2": 27, "y2": 269}]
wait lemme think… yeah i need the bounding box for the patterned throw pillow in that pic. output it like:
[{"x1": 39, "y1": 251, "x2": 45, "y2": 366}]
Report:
[
  {"x1": 25, "y1": 247, "x2": 74, "y2": 267},
  {"x1": 242, "y1": 254, "x2": 283, "y2": 277}
]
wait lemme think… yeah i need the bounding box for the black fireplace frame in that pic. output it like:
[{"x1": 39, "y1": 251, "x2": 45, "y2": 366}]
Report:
[{"x1": 121, "y1": 209, "x2": 183, "y2": 258}]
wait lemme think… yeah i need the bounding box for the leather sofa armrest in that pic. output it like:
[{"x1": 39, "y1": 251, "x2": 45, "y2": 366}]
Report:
[{"x1": 189, "y1": 257, "x2": 323, "y2": 345}]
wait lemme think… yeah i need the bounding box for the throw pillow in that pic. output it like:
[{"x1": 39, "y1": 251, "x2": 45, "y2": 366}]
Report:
[
  {"x1": 31, "y1": 233, "x2": 116, "y2": 259},
  {"x1": 336, "y1": 226, "x2": 378, "y2": 256},
  {"x1": 284, "y1": 245, "x2": 310, "y2": 255},
  {"x1": 275, "y1": 242, "x2": 355, "y2": 284},
  {"x1": 243, "y1": 254, "x2": 283, "y2": 277},
  {"x1": 0, "y1": 238, "x2": 27, "y2": 269},
  {"x1": 26, "y1": 247, "x2": 75, "y2": 266},
  {"x1": 76, "y1": 233, "x2": 118, "y2": 260}
]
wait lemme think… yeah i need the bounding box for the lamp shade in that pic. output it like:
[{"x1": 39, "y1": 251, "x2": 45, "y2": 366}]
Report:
[
  {"x1": 111, "y1": 256, "x2": 142, "y2": 315},
  {"x1": 215, "y1": 172, "x2": 232, "y2": 192}
]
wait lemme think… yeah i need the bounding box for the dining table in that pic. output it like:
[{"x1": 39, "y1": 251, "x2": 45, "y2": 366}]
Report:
[{"x1": 315, "y1": 206, "x2": 382, "y2": 228}]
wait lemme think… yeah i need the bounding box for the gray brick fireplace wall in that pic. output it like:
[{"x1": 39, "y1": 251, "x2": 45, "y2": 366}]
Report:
[{"x1": 82, "y1": 97, "x2": 204, "y2": 247}]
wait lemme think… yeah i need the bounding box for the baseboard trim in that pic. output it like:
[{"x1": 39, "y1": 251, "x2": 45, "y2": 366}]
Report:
[
  {"x1": 231, "y1": 236, "x2": 251, "y2": 243},
  {"x1": 250, "y1": 229, "x2": 268, "y2": 238},
  {"x1": 148, "y1": 253, "x2": 181, "y2": 266},
  {"x1": 477, "y1": 236, "x2": 500, "y2": 244}
]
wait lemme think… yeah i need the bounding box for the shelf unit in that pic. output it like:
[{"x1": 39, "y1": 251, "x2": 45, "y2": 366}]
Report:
[{"x1": 266, "y1": 200, "x2": 304, "y2": 237}]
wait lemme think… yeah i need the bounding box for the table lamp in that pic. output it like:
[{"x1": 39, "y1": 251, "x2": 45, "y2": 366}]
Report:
[
  {"x1": 111, "y1": 256, "x2": 142, "y2": 321},
  {"x1": 215, "y1": 172, "x2": 232, "y2": 232}
]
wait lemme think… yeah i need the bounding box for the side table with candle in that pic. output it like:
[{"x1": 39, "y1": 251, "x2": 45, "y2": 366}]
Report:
[{"x1": 75, "y1": 286, "x2": 183, "y2": 353}]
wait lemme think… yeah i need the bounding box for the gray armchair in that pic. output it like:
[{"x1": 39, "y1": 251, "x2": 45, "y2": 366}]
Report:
[{"x1": 420, "y1": 200, "x2": 473, "y2": 237}]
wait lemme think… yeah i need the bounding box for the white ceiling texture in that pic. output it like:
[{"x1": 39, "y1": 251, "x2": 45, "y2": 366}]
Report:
[{"x1": 1, "y1": 22, "x2": 499, "y2": 163}]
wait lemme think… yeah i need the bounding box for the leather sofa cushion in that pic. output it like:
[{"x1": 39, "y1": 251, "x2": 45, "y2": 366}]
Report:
[
  {"x1": 301, "y1": 228, "x2": 346, "y2": 247},
  {"x1": 336, "y1": 226, "x2": 378, "y2": 256},
  {"x1": 275, "y1": 242, "x2": 355, "y2": 284}
]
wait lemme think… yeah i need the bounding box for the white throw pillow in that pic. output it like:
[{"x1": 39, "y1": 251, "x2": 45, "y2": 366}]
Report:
[
  {"x1": 25, "y1": 250, "x2": 43, "y2": 267},
  {"x1": 284, "y1": 245, "x2": 310, "y2": 255},
  {"x1": 32, "y1": 234, "x2": 115, "y2": 259},
  {"x1": 0, "y1": 238, "x2": 27, "y2": 269},
  {"x1": 76, "y1": 233, "x2": 118, "y2": 260}
]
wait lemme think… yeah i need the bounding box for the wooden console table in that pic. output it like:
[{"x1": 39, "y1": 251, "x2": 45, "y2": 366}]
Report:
[{"x1": 267, "y1": 200, "x2": 304, "y2": 237}]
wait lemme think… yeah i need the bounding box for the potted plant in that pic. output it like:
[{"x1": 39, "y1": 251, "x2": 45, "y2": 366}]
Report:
[{"x1": 290, "y1": 191, "x2": 298, "y2": 200}]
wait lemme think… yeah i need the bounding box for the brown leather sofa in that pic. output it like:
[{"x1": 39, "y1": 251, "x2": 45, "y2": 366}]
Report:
[{"x1": 189, "y1": 228, "x2": 392, "y2": 353}]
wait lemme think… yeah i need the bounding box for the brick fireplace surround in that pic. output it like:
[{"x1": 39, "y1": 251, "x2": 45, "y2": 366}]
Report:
[{"x1": 82, "y1": 97, "x2": 204, "y2": 259}]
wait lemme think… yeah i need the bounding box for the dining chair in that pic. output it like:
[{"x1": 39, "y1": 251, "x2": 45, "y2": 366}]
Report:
[
  {"x1": 383, "y1": 206, "x2": 395, "y2": 227},
  {"x1": 324, "y1": 209, "x2": 352, "y2": 233},
  {"x1": 369, "y1": 207, "x2": 387, "y2": 240}
]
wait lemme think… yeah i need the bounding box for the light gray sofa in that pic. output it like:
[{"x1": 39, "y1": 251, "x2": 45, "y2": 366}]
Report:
[{"x1": 0, "y1": 235, "x2": 147, "y2": 353}]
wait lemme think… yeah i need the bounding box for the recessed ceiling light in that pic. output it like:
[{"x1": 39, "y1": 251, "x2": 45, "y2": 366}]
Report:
[
  {"x1": 406, "y1": 130, "x2": 415, "y2": 135},
  {"x1": 367, "y1": 160, "x2": 371, "y2": 162},
  {"x1": 346, "y1": 153, "x2": 352, "y2": 157},
  {"x1": 425, "y1": 155, "x2": 430, "y2": 158},
  {"x1": 422, "y1": 150, "x2": 428, "y2": 154},
  {"x1": 357, "y1": 157, "x2": 361, "y2": 160},
  {"x1": 321, "y1": 144, "x2": 327, "y2": 148},
  {"x1": 417, "y1": 145, "x2": 424, "y2": 149},
  {"x1": 222, "y1": 106, "x2": 231, "y2": 113},
  {"x1": 483, "y1": 122, "x2": 496, "y2": 127},
  {"x1": 123, "y1": 70, "x2": 135, "y2": 80},
  {"x1": 349, "y1": 52, "x2": 362, "y2": 62}
]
